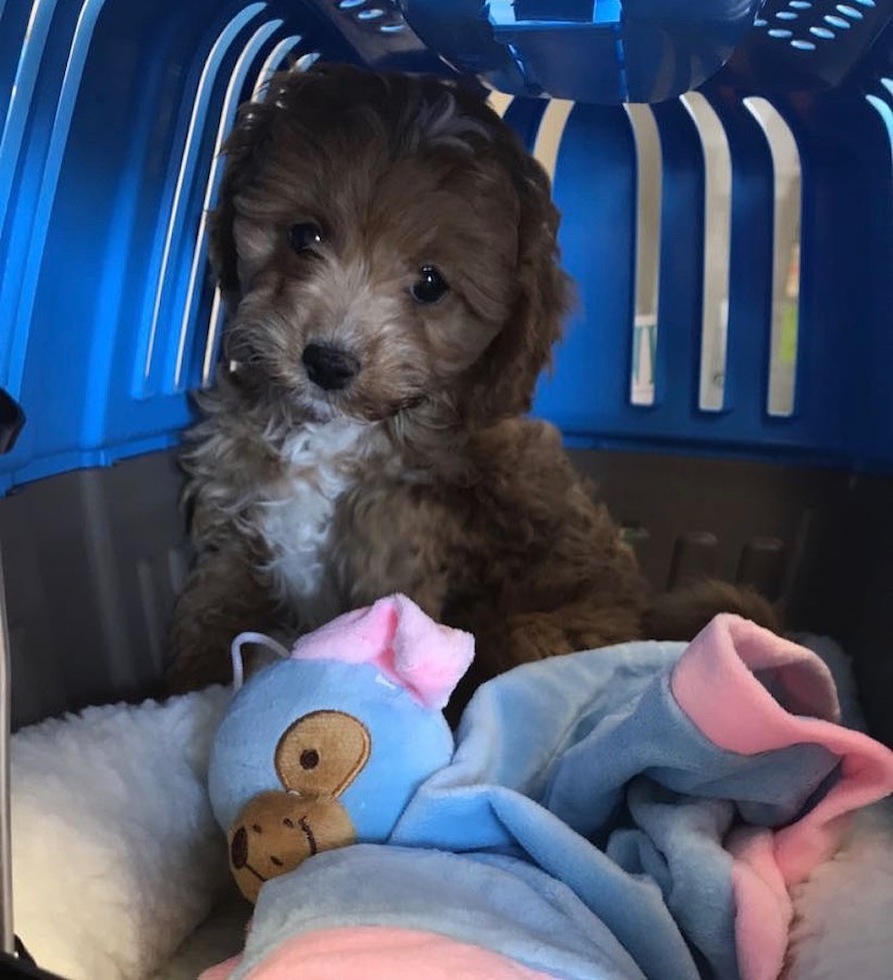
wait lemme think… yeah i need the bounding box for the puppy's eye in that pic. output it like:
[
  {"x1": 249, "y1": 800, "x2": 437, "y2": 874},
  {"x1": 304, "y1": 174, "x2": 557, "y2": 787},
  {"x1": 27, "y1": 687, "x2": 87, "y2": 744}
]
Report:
[
  {"x1": 410, "y1": 266, "x2": 449, "y2": 305},
  {"x1": 289, "y1": 222, "x2": 324, "y2": 253}
]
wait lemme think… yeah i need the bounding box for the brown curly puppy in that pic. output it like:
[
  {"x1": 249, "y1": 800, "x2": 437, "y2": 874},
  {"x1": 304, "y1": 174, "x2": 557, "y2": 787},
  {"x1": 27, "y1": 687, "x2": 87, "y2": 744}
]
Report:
[{"x1": 168, "y1": 63, "x2": 774, "y2": 707}]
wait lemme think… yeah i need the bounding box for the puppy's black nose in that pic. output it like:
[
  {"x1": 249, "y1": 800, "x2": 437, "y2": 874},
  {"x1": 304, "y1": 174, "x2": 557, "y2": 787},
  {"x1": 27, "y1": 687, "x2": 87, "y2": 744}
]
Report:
[
  {"x1": 231, "y1": 827, "x2": 248, "y2": 869},
  {"x1": 302, "y1": 344, "x2": 359, "y2": 391}
]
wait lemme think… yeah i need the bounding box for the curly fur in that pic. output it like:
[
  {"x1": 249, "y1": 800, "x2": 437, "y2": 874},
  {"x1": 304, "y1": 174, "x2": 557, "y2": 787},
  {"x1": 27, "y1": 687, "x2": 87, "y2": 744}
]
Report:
[{"x1": 168, "y1": 63, "x2": 775, "y2": 708}]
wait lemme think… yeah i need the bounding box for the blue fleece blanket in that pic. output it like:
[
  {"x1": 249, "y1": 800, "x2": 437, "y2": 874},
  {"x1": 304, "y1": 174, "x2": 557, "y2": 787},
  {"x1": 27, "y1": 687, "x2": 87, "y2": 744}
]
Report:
[{"x1": 214, "y1": 617, "x2": 893, "y2": 980}]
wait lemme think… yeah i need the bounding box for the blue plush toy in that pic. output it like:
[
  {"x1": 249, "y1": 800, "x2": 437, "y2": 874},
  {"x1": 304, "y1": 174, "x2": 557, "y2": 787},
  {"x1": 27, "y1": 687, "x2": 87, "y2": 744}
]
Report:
[{"x1": 207, "y1": 594, "x2": 474, "y2": 902}]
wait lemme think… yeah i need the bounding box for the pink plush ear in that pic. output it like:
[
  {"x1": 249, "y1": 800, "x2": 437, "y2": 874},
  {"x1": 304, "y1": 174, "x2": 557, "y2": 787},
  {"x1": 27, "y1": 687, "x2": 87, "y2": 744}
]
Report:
[
  {"x1": 388, "y1": 595, "x2": 475, "y2": 710},
  {"x1": 289, "y1": 595, "x2": 474, "y2": 710}
]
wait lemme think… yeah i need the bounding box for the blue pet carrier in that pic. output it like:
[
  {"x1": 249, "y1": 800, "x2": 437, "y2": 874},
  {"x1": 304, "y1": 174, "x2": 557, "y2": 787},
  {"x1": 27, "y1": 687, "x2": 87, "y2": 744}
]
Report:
[{"x1": 0, "y1": 0, "x2": 891, "y2": 976}]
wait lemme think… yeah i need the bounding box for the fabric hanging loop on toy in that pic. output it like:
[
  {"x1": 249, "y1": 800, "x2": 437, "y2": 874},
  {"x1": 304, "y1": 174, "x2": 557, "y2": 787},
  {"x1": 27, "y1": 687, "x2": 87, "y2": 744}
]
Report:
[{"x1": 230, "y1": 632, "x2": 291, "y2": 691}]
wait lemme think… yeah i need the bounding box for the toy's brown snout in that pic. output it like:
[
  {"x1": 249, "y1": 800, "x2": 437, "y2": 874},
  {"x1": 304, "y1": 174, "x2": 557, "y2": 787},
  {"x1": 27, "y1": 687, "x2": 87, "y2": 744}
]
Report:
[
  {"x1": 227, "y1": 790, "x2": 357, "y2": 902},
  {"x1": 226, "y1": 708, "x2": 372, "y2": 903}
]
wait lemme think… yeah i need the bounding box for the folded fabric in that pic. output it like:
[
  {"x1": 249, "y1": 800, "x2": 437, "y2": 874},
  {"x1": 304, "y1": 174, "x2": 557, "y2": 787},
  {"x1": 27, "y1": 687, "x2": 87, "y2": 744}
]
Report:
[
  {"x1": 205, "y1": 616, "x2": 893, "y2": 980},
  {"x1": 213, "y1": 846, "x2": 644, "y2": 980}
]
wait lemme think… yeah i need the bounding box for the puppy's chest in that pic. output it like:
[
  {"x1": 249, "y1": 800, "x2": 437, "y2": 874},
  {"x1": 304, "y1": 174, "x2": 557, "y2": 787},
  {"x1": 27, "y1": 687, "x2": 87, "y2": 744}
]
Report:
[{"x1": 255, "y1": 421, "x2": 386, "y2": 622}]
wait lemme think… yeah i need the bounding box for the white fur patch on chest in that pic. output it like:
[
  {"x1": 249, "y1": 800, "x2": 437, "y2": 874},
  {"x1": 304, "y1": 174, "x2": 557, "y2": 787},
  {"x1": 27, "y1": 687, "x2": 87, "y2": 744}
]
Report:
[{"x1": 256, "y1": 419, "x2": 380, "y2": 624}]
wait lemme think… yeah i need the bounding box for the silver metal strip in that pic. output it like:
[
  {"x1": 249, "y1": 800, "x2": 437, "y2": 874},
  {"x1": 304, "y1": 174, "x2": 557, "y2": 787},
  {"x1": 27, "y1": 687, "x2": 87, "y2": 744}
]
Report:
[{"x1": 0, "y1": 547, "x2": 14, "y2": 954}]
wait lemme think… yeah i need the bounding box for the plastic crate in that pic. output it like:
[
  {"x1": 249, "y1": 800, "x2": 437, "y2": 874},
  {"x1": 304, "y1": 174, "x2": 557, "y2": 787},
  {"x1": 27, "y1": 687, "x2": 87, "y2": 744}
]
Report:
[{"x1": 1, "y1": 9, "x2": 891, "y2": 973}]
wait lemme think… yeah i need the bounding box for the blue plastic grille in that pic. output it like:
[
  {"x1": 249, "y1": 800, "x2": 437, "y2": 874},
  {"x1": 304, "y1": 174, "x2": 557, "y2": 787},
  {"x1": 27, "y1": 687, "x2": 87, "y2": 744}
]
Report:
[
  {"x1": 0, "y1": 2, "x2": 311, "y2": 490},
  {"x1": 529, "y1": 76, "x2": 893, "y2": 470}
]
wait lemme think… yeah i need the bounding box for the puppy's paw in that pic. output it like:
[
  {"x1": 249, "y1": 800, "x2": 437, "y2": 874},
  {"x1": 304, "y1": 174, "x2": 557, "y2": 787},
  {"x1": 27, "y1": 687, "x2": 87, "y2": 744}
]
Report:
[{"x1": 643, "y1": 579, "x2": 780, "y2": 641}]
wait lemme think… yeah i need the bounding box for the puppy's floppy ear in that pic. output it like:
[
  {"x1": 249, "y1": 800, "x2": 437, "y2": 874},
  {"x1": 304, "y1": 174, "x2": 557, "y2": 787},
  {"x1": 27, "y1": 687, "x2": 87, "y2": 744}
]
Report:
[
  {"x1": 208, "y1": 100, "x2": 272, "y2": 299},
  {"x1": 208, "y1": 67, "x2": 322, "y2": 299},
  {"x1": 462, "y1": 129, "x2": 573, "y2": 424}
]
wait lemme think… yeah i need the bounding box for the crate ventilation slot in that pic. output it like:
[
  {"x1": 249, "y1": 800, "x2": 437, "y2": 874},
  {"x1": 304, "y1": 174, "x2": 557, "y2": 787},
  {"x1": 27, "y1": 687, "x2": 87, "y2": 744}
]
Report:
[{"x1": 334, "y1": 0, "x2": 407, "y2": 34}]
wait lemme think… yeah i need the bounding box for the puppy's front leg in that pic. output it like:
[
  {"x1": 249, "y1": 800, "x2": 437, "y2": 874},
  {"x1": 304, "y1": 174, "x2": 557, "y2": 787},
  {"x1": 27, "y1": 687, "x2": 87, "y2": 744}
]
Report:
[
  {"x1": 332, "y1": 485, "x2": 456, "y2": 621},
  {"x1": 454, "y1": 600, "x2": 643, "y2": 686},
  {"x1": 502, "y1": 603, "x2": 643, "y2": 665},
  {"x1": 167, "y1": 547, "x2": 282, "y2": 692}
]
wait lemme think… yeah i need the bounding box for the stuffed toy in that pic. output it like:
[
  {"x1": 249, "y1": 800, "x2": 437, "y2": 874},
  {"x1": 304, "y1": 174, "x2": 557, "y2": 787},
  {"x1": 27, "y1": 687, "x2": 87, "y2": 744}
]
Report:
[{"x1": 207, "y1": 593, "x2": 474, "y2": 902}]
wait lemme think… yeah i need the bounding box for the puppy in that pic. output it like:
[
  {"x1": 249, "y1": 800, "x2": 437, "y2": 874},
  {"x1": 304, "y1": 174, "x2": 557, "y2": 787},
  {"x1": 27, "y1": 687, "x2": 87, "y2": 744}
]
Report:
[{"x1": 169, "y1": 63, "x2": 774, "y2": 706}]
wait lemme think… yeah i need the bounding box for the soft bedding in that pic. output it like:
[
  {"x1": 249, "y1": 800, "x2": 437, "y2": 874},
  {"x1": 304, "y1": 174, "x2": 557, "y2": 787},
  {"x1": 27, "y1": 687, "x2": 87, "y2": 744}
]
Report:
[{"x1": 9, "y1": 619, "x2": 893, "y2": 980}]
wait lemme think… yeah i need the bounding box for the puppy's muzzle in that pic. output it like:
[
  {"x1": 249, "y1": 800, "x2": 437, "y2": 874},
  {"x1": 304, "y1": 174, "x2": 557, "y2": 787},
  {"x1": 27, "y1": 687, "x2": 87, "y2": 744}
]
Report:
[{"x1": 302, "y1": 344, "x2": 359, "y2": 391}]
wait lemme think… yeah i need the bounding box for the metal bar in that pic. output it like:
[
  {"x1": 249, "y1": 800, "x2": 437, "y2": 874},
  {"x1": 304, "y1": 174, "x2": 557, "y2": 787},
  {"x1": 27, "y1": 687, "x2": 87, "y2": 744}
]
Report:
[{"x1": 0, "y1": 546, "x2": 14, "y2": 954}]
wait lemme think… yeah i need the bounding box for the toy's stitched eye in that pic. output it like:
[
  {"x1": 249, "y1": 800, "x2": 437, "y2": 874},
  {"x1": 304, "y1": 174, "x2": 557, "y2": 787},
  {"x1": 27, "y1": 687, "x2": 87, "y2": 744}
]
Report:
[
  {"x1": 300, "y1": 748, "x2": 320, "y2": 770},
  {"x1": 270, "y1": 856, "x2": 284, "y2": 867},
  {"x1": 410, "y1": 265, "x2": 449, "y2": 305},
  {"x1": 289, "y1": 222, "x2": 324, "y2": 253}
]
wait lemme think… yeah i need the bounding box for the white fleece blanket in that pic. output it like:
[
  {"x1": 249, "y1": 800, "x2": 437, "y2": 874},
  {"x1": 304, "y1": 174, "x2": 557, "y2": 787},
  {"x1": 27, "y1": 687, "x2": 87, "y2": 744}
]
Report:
[
  {"x1": 11, "y1": 689, "x2": 233, "y2": 979},
  {"x1": 8, "y1": 641, "x2": 893, "y2": 980}
]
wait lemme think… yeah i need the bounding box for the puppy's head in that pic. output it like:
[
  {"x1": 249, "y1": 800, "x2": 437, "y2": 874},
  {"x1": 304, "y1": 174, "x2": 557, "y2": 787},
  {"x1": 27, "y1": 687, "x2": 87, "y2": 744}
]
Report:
[{"x1": 210, "y1": 63, "x2": 571, "y2": 427}]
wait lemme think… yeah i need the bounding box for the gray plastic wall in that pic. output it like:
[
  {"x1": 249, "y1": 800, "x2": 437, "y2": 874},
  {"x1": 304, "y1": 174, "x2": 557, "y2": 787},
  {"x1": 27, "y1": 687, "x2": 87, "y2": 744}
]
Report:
[{"x1": 1, "y1": 448, "x2": 891, "y2": 745}]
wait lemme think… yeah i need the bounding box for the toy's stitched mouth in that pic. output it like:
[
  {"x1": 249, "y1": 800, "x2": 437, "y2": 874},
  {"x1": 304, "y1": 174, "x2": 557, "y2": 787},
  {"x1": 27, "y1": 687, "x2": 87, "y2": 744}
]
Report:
[
  {"x1": 235, "y1": 818, "x2": 317, "y2": 885},
  {"x1": 244, "y1": 862, "x2": 267, "y2": 884},
  {"x1": 300, "y1": 817, "x2": 318, "y2": 856}
]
